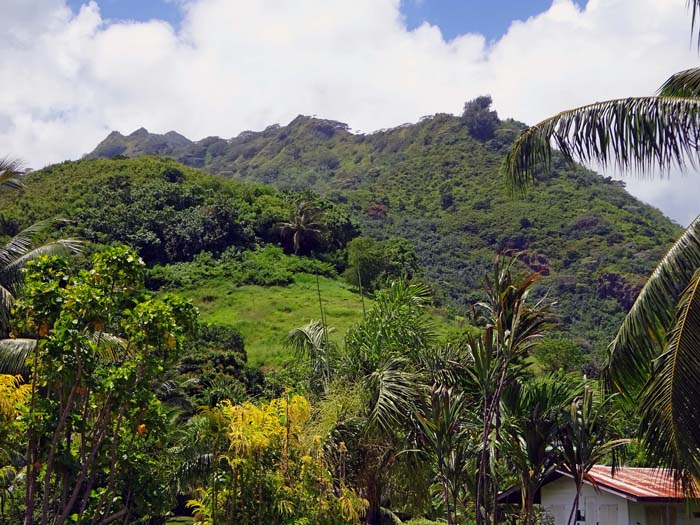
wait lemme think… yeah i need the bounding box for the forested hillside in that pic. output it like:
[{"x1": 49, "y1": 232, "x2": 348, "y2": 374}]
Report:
[
  {"x1": 0, "y1": 158, "x2": 361, "y2": 361},
  {"x1": 0, "y1": 157, "x2": 453, "y2": 364},
  {"x1": 88, "y1": 99, "x2": 681, "y2": 352}
]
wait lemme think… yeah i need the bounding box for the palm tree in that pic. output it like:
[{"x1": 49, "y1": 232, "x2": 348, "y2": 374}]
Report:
[
  {"x1": 467, "y1": 255, "x2": 552, "y2": 525},
  {"x1": 276, "y1": 202, "x2": 326, "y2": 255},
  {"x1": 171, "y1": 408, "x2": 230, "y2": 525},
  {"x1": 416, "y1": 383, "x2": 474, "y2": 525},
  {"x1": 0, "y1": 157, "x2": 82, "y2": 373},
  {"x1": 0, "y1": 220, "x2": 81, "y2": 334},
  {"x1": 335, "y1": 280, "x2": 434, "y2": 525},
  {"x1": 500, "y1": 0, "x2": 700, "y2": 492},
  {"x1": 501, "y1": 376, "x2": 578, "y2": 524},
  {"x1": 558, "y1": 384, "x2": 630, "y2": 525},
  {"x1": 502, "y1": 0, "x2": 700, "y2": 195}
]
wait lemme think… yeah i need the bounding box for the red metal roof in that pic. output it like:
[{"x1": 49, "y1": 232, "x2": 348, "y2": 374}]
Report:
[{"x1": 581, "y1": 466, "x2": 684, "y2": 501}]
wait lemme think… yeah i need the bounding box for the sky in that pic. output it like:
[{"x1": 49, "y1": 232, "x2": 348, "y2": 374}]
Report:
[
  {"x1": 2, "y1": 0, "x2": 699, "y2": 225},
  {"x1": 64, "y1": 0, "x2": 571, "y2": 41}
]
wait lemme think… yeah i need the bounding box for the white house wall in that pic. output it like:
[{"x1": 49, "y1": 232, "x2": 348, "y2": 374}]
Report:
[
  {"x1": 541, "y1": 478, "x2": 700, "y2": 525},
  {"x1": 541, "y1": 476, "x2": 629, "y2": 525}
]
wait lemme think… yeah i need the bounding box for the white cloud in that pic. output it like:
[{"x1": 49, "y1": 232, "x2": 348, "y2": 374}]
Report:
[{"x1": 0, "y1": 0, "x2": 698, "y2": 224}]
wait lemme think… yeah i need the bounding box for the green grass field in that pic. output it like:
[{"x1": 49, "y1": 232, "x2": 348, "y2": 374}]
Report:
[
  {"x1": 180, "y1": 273, "x2": 368, "y2": 365},
  {"x1": 178, "y1": 273, "x2": 458, "y2": 366}
]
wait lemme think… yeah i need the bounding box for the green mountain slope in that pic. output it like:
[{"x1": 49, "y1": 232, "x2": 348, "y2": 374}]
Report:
[
  {"x1": 0, "y1": 157, "x2": 373, "y2": 364},
  {"x1": 87, "y1": 108, "x2": 682, "y2": 352}
]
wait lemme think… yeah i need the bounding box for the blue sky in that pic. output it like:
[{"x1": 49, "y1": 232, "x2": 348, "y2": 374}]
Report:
[
  {"x1": 66, "y1": 0, "x2": 584, "y2": 41},
  {"x1": 401, "y1": 0, "x2": 582, "y2": 40},
  {"x1": 67, "y1": 0, "x2": 181, "y2": 27}
]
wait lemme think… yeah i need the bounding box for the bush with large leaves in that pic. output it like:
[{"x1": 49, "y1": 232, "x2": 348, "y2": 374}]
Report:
[{"x1": 9, "y1": 246, "x2": 197, "y2": 525}]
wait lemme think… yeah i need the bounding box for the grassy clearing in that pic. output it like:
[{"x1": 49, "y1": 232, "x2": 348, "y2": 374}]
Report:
[
  {"x1": 179, "y1": 273, "x2": 459, "y2": 366},
  {"x1": 180, "y1": 273, "x2": 368, "y2": 365}
]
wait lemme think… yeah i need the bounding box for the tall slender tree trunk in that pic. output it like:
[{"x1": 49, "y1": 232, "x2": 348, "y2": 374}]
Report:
[
  {"x1": 365, "y1": 475, "x2": 382, "y2": 525},
  {"x1": 478, "y1": 364, "x2": 509, "y2": 525},
  {"x1": 477, "y1": 390, "x2": 493, "y2": 525},
  {"x1": 493, "y1": 407, "x2": 502, "y2": 525},
  {"x1": 567, "y1": 478, "x2": 583, "y2": 525},
  {"x1": 522, "y1": 477, "x2": 535, "y2": 525},
  {"x1": 443, "y1": 480, "x2": 453, "y2": 525}
]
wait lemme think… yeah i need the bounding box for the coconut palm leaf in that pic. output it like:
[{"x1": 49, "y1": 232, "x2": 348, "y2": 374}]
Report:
[
  {"x1": 0, "y1": 284, "x2": 13, "y2": 317},
  {"x1": 285, "y1": 320, "x2": 336, "y2": 356},
  {"x1": 417, "y1": 343, "x2": 469, "y2": 386},
  {"x1": 286, "y1": 320, "x2": 337, "y2": 393},
  {"x1": 275, "y1": 202, "x2": 327, "y2": 255},
  {"x1": 638, "y1": 268, "x2": 700, "y2": 490},
  {"x1": 605, "y1": 215, "x2": 700, "y2": 398},
  {"x1": 0, "y1": 338, "x2": 36, "y2": 374},
  {"x1": 1, "y1": 239, "x2": 82, "y2": 292},
  {"x1": 88, "y1": 331, "x2": 130, "y2": 362},
  {"x1": 502, "y1": 97, "x2": 700, "y2": 193},
  {"x1": 659, "y1": 67, "x2": 700, "y2": 97},
  {"x1": 0, "y1": 219, "x2": 61, "y2": 266},
  {"x1": 692, "y1": 0, "x2": 700, "y2": 46},
  {"x1": 0, "y1": 157, "x2": 23, "y2": 190},
  {"x1": 0, "y1": 218, "x2": 81, "y2": 281}
]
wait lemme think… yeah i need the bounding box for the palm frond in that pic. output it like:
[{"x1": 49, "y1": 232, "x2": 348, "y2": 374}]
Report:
[
  {"x1": 366, "y1": 357, "x2": 421, "y2": 436},
  {"x1": 417, "y1": 343, "x2": 469, "y2": 386},
  {"x1": 1, "y1": 239, "x2": 82, "y2": 293},
  {"x1": 285, "y1": 321, "x2": 335, "y2": 356},
  {"x1": 691, "y1": 0, "x2": 700, "y2": 48},
  {"x1": 0, "y1": 284, "x2": 14, "y2": 315},
  {"x1": 0, "y1": 465, "x2": 17, "y2": 490},
  {"x1": 639, "y1": 268, "x2": 700, "y2": 491},
  {"x1": 0, "y1": 219, "x2": 55, "y2": 267},
  {"x1": 659, "y1": 68, "x2": 700, "y2": 97},
  {"x1": 0, "y1": 157, "x2": 24, "y2": 190},
  {"x1": 379, "y1": 507, "x2": 403, "y2": 525},
  {"x1": 605, "y1": 215, "x2": 700, "y2": 398},
  {"x1": 88, "y1": 331, "x2": 130, "y2": 362},
  {"x1": 176, "y1": 453, "x2": 216, "y2": 493},
  {"x1": 502, "y1": 97, "x2": 700, "y2": 193},
  {"x1": 0, "y1": 338, "x2": 37, "y2": 374},
  {"x1": 0, "y1": 218, "x2": 78, "y2": 266}
]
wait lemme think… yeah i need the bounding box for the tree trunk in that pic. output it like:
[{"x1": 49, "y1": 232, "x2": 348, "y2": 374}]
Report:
[
  {"x1": 365, "y1": 476, "x2": 382, "y2": 525},
  {"x1": 24, "y1": 343, "x2": 41, "y2": 525},
  {"x1": 477, "y1": 394, "x2": 491, "y2": 525},
  {"x1": 567, "y1": 479, "x2": 583, "y2": 525},
  {"x1": 478, "y1": 364, "x2": 509, "y2": 525},
  {"x1": 521, "y1": 474, "x2": 534, "y2": 525},
  {"x1": 443, "y1": 480, "x2": 453, "y2": 525}
]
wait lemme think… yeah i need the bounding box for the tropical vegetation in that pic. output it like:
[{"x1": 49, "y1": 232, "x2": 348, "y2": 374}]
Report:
[
  {"x1": 85, "y1": 108, "x2": 680, "y2": 356},
  {"x1": 501, "y1": 0, "x2": 700, "y2": 497},
  {"x1": 2, "y1": 2, "x2": 700, "y2": 523}
]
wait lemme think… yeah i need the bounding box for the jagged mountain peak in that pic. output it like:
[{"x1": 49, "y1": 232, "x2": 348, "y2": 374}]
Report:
[{"x1": 129, "y1": 127, "x2": 150, "y2": 138}]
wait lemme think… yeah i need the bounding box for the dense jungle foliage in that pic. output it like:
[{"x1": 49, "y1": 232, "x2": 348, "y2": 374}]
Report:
[
  {"x1": 87, "y1": 100, "x2": 681, "y2": 354},
  {"x1": 0, "y1": 246, "x2": 631, "y2": 525}
]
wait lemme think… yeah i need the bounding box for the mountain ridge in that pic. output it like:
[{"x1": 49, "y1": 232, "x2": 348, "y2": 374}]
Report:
[{"x1": 85, "y1": 107, "x2": 681, "y2": 354}]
